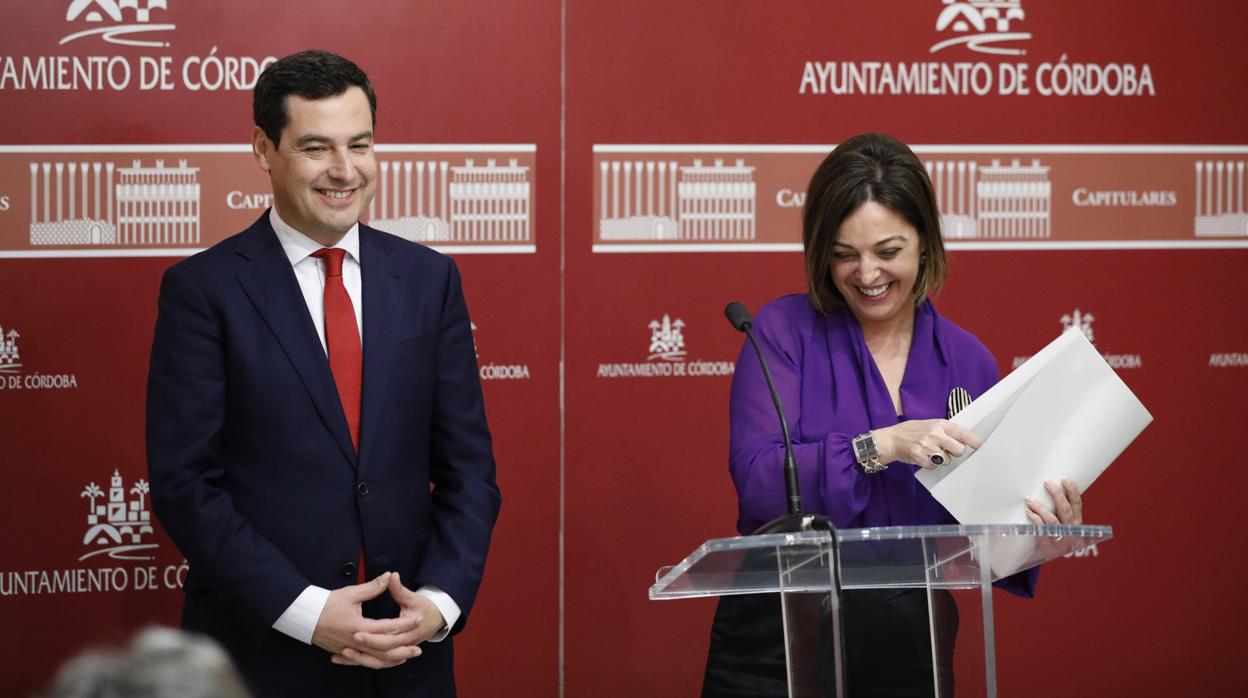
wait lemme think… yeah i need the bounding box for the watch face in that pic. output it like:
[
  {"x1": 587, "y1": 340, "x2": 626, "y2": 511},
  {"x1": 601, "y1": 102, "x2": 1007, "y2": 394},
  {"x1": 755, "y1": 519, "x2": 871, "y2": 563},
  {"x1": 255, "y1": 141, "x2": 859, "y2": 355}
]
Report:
[{"x1": 854, "y1": 433, "x2": 875, "y2": 458}]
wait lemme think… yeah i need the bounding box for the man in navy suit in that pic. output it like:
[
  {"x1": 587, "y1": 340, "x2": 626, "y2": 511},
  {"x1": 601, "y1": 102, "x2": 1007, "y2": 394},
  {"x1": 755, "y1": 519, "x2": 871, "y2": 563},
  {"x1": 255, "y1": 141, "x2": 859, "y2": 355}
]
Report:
[{"x1": 146, "y1": 50, "x2": 501, "y2": 697}]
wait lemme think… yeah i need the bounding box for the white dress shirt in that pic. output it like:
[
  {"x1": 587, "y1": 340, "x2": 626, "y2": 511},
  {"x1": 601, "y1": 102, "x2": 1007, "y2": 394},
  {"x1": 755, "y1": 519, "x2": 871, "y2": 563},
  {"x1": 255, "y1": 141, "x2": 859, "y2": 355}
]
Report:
[{"x1": 267, "y1": 208, "x2": 460, "y2": 645}]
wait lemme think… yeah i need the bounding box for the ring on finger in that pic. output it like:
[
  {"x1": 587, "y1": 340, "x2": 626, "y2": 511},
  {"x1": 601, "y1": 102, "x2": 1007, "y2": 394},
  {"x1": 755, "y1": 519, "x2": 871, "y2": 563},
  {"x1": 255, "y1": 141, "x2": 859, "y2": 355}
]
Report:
[
  {"x1": 1049, "y1": 534, "x2": 1064, "y2": 542},
  {"x1": 928, "y1": 450, "x2": 950, "y2": 467}
]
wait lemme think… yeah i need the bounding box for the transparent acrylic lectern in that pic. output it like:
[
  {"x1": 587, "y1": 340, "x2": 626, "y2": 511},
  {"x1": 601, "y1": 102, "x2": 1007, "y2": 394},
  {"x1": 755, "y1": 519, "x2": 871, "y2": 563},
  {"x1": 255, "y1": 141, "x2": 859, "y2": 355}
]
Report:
[{"x1": 651, "y1": 524, "x2": 1112, "y2": 698}]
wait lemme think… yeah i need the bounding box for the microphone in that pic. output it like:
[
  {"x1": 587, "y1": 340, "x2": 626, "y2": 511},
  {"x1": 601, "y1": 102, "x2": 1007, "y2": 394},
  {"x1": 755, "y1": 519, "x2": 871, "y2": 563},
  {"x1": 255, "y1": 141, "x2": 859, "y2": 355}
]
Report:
[
  {"x1": 724, "y1": 301, "x2": 752, "y2": 332},
  {"x1": 724, "y1": 301, "x2": 832, "y2": 534},
  {"x1": 725, "y1": 302, "x2": 845, "y2": 696}
]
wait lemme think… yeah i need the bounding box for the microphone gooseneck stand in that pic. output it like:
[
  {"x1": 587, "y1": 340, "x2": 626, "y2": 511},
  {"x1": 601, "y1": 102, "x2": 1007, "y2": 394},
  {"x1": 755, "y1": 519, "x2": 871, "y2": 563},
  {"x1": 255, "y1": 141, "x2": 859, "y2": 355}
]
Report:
[{"x1": 724, "y1": 301, "x2": 845, "y2": 695}]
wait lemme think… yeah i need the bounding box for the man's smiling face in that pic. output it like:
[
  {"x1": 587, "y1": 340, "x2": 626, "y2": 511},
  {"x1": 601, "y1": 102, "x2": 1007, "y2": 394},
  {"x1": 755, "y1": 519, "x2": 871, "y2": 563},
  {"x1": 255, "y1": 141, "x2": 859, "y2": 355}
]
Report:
[{"x1": 254, "y1": 85, "x2": 377, "y2": 246}]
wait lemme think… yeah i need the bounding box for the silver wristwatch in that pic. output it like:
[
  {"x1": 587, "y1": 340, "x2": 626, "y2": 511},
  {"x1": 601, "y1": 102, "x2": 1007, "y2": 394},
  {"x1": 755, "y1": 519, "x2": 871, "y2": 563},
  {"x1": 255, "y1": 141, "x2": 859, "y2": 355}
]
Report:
[{"x1": 852, "y1": 431, "x2": 886, "y2": 474}]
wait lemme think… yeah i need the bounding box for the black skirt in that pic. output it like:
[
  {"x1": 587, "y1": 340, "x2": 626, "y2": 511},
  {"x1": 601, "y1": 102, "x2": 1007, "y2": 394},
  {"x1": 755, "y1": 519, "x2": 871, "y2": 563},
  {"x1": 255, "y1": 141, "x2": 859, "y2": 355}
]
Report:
[{"x1": 702, "y1": 588, "x2": 958, "y2": 698}]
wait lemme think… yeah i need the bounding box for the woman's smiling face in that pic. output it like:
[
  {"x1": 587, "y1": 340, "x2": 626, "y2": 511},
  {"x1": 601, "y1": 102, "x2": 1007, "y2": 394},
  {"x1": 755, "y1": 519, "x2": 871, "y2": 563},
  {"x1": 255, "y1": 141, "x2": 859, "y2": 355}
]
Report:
[{"x1": 828, "y1": 200, "x2": 922, "y2": 328}]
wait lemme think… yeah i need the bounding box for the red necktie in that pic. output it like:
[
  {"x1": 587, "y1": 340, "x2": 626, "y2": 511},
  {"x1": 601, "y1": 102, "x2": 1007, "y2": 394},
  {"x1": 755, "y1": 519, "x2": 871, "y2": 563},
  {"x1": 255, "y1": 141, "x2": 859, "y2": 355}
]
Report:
[
  {"x1": 311, "y1": 248, "x2": 363, "y2": 451},
  {"x1": 311, "y1": 248, "x2": 365, "y2": 583}
]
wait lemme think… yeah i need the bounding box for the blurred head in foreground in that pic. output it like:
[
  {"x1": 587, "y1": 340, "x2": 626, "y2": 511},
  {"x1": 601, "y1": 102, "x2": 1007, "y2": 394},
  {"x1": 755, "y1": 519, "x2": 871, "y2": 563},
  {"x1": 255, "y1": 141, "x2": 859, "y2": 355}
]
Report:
[{"x1": 45, "y1": 626, "x2": 251, "y2": 698}]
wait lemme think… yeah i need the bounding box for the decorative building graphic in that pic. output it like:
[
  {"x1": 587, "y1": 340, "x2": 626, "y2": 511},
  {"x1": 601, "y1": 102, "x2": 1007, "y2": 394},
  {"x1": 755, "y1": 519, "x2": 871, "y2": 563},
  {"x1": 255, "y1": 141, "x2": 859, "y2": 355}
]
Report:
[
  {"x1": 648, "y1": 314, "x2": 686, "y2": 361},
  {"x1": 927, "y1": 158, "x2": 1051, "y2": 239},
  {"x1": 79, "y1": 469, "x2": 157, "y2": 561},
  {"x1": 116, "y1": 159, "x2": 201, "y2": 244},
  {"x1": 0, "y1": 324, "x2": 20, "y2": 373},
  {"x1": 598, "y1": 158, "x2": 756, "y2": 241},
  {"x1": 29, "y1": 161, "x2": 116, "y2": 245},
  {"x1": 1061, "y1": 308, "x2": 1094, "y2": 342},
  {"x1": 1194, "y1": 160, "x2": 1248, "y2": 237},
  {"x1": 930, "y1": 0, "x2": 1030, "y2": 55},
  {"x1": 452, "y1": 158, "x2": 530, "y2": 243},
  {"x1": 368, "y1": 158, "x2": 531, "y2": 244},
  {"x1": 4, "y1": 145, "x2": 535, "y2": 256},
  {"x1": 29, "y1": 159, "x2": 201, "y2": 246},
  {"x1": 928, "y1": 159, "x2": 978, "y2": 238}
]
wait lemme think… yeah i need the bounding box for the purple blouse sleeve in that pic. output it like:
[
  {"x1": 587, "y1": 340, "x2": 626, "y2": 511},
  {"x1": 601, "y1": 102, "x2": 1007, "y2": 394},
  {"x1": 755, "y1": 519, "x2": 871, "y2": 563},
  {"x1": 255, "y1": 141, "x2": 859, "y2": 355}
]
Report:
[{"x1": 727, "y1": 301, "x2": 871, "y2": 532}]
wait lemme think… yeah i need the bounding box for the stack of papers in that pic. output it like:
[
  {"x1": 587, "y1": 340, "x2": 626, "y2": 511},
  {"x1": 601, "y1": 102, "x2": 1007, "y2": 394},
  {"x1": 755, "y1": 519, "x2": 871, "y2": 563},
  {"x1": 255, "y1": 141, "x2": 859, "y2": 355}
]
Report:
[{"x1": 916, "y1": 328, "x2": 1153, "y2": 525}]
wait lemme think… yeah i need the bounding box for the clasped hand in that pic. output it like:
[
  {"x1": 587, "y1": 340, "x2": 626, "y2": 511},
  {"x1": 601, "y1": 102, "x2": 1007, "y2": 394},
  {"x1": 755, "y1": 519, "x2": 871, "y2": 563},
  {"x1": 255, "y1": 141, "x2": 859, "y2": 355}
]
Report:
[{"x1": 311, "y1": 572, "x2": 445, "y2": 670}]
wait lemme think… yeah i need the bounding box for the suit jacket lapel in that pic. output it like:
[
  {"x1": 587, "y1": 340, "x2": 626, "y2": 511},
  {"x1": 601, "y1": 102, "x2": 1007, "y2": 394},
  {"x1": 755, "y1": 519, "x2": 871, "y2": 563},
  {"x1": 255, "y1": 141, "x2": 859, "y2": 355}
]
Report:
[
  {"x1": 232, "y1": 215, "x2": 359, "y2": 468},
  {"x1": 358, "y1": 226, "x2": 403, "y2": 471}
]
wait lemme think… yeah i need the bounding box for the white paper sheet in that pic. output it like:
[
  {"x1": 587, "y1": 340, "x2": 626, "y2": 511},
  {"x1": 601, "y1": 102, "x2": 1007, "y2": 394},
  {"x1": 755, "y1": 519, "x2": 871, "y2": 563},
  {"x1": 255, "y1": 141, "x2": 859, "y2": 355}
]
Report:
[{"x1": 915, "y1": 328, "x2": 1152, "y2": 525}]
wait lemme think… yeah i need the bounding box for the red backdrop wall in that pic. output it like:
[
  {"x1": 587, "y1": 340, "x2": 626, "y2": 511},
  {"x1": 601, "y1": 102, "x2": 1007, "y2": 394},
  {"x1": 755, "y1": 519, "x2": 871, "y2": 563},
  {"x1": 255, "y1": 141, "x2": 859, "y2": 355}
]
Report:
[{"x1": 2, "y1": 1, "x2": 1246, "y2": 695}]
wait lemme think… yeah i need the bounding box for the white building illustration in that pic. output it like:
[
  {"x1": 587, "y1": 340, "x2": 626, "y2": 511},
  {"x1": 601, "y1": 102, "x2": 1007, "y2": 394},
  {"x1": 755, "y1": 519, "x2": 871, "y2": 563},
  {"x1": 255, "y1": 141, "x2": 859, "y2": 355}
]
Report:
[
  {"x1": 29, "y1": 161, "x2": 116, "y2": 245},
  {"x1": 368, "y1": 158, "x2": 531, "y2": 244},
  {"x1": 116, "y1": 159, "x2": 201, "y2": 245},
  {"x1": 599, "y1": 158, "x2": 756, "y2": 241},
  {"x1": 29, "y1": 158, "x2": 201, "y2": 246},
  {"x1": 81, "y1": 469, "x2": 153, "y2": 552},
  {"x1": 1194, "y1": 160, "x2": 1248, "y2": 237},
  {"x1": 927, "y1": 157, "x2": 1051, "y2": 239},
  {"x1": 0, "y1": 324, "x2": 20, "y2": 373}
]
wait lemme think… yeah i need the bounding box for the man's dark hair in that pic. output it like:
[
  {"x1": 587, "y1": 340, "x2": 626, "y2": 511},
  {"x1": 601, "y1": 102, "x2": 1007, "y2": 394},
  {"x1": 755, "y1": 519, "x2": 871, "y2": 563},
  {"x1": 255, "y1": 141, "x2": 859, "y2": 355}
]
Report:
[
  {"x1": 802, "y1": 133, "x2": 948, "y2": 314},
  {"x1": 253, "y1": 49, "x2": 377, "y2": 147}
]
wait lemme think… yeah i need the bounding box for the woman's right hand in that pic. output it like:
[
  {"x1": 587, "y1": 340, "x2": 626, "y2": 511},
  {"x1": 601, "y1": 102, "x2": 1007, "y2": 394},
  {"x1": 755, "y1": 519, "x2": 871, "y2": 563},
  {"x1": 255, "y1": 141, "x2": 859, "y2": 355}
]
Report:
[{"x1": 873, "y1": 419, "x2": 983, "y2": 469}]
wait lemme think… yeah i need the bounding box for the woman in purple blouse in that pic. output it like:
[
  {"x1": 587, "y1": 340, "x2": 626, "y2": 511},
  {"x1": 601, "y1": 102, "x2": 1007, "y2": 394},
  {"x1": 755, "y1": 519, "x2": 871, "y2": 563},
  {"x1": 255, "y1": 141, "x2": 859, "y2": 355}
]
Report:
[{"x1": 703, "y1": 134, "x2": 1084, "y2": 697}]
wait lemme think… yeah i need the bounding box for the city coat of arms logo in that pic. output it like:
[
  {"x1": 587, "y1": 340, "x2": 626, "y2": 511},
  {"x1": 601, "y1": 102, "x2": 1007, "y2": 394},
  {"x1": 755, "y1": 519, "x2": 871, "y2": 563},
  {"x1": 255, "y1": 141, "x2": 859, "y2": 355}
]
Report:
[
  {"x1": 597, "y1": 314, "x2": 732, "y2": 378},
  {"x1": 79, "y1": 469, "x2": 157, "y2": 561},
  {"x1": 0, "y1": 322, "x2": 81, "y2": 390},
  {"x1": 648, "y1": 314, "x2": 687, "y2": 361},
  {"x1": 930, "y1": 0, "x2": 1031, "y2": 56},
  {"x1": 1058, "y1": 308, "x2": 1139, "y2": 369},
  {"x1": 1016, "y1": 308, "x2": 1138, "y2": 371},
  {"x1": 1060, "y1": 308, "x2": 1094, "y2": 343},
  {"x1": 0, "y1": 324, "x2": 21, "y2": 374},
  {"x1": 61, "y1": 0, "x2": 175, "y2": 48}
]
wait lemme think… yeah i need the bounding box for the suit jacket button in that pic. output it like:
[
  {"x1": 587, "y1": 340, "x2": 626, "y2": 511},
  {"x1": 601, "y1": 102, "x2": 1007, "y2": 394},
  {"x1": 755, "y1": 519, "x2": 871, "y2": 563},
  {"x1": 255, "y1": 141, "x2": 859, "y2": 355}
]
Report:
[
  {"x1": 342, "y1": 561, "x2": 357, "y2": 578},
  {"x1": 357, "y1": 482, "x2": 369, "y2": 496}
]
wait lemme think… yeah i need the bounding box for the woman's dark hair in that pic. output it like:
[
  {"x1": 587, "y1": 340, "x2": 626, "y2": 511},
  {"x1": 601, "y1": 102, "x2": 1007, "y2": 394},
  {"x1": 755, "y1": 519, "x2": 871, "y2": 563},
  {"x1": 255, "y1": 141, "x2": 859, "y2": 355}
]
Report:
[
  {"x1": 253, "y1": 49, "x2": 377, "y2": 147},
  {"x1": 802, "y1": 133, "x2": 948, "y2": 313}
]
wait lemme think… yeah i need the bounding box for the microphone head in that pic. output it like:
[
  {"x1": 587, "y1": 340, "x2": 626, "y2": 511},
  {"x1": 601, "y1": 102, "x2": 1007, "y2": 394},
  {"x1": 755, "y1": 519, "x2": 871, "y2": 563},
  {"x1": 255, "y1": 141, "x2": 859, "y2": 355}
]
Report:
[{"x1": 724, "y1": 301, "x2": 752, "y2": 332}]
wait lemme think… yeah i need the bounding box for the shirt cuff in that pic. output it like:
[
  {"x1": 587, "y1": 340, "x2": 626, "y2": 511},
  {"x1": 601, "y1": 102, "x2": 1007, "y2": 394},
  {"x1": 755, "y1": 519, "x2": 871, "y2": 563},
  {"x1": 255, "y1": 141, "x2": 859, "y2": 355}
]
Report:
[
  {"x1": 272, "y1": 585, "x2": 331, "y2": 645},
  {"x1": 415, "y1": 585, "x2": 461, "y2": 642}
]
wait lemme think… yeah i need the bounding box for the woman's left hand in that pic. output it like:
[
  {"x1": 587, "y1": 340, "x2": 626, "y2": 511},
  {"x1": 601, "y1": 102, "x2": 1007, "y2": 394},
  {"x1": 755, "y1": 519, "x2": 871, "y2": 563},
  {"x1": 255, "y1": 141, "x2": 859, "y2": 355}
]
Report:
[{"x1": 1024, "y1": 477, "x2": 1083, "y2": 525}]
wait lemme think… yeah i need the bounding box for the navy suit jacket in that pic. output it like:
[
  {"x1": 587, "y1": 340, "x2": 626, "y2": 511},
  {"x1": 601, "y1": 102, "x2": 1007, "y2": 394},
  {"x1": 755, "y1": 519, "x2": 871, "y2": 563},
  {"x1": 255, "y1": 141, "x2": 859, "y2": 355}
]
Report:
[{"x1": 146, "y1": 213, "x2": 501, "y2": 697}]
